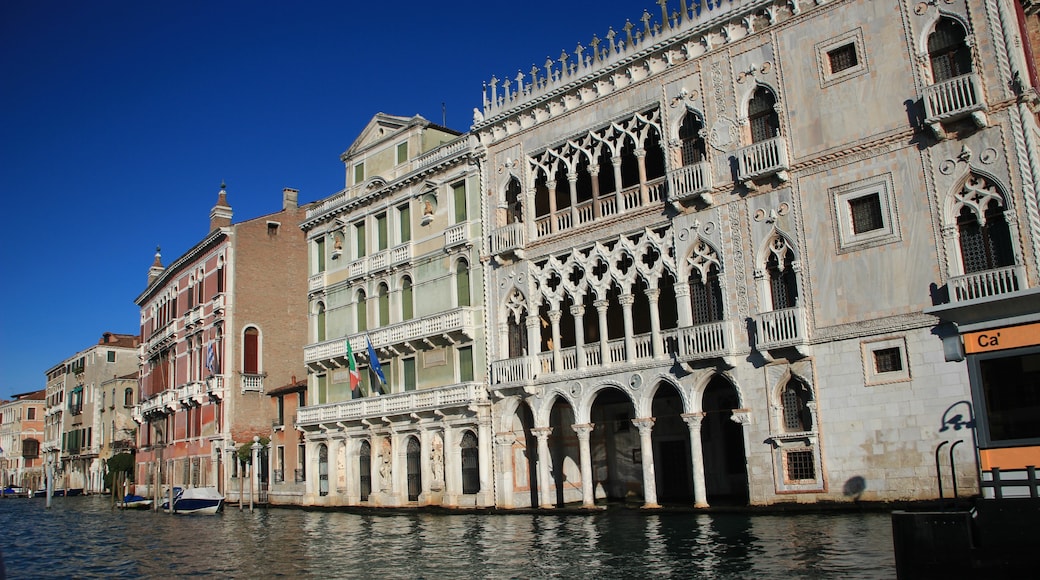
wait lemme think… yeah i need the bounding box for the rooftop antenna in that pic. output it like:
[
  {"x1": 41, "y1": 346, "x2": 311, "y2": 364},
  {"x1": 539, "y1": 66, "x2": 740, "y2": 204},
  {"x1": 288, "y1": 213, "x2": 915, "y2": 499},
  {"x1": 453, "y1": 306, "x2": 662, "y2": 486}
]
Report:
[{"x1": 442, "y1": 102, "x2": 446, "y2": 126}]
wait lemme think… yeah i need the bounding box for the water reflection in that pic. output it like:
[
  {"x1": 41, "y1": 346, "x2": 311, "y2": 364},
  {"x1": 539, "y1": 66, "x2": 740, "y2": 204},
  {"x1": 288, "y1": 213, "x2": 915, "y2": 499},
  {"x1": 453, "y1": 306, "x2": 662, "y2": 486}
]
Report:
[{"x1": 0, "y1": 497, "x2": 894, "y2": 579}]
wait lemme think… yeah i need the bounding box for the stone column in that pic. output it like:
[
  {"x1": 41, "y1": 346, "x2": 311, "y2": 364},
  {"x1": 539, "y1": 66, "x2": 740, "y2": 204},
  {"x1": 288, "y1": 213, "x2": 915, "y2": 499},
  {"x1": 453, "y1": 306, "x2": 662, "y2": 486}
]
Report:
[
  {"x1": 571, "y1": 304, "x2": 587, "y2": 371},
  {"x1": 611, "y1": 156, "x2": 624, "y2": 210},
  {"x1": 595, "y1": 300, "x2": 610, "y2": 365},
  {"x1": 682, "y1": 412, "x2": 709, "y2": 508},
  {"x1": 547, "y1": 179, "x2": 558, "y2": 233},
  {"x1": 620, "y1": 294, "x2": 636, "y2": 361},
  {"x1": 531, "y1": 427, "x2": 554, "y2": 508},
  {"x1": 568, "y1": 172, "x2": 579, "y2": 226},
  {"x1": 549, "y1": 310, "x2": 563, "y2": 372},
  {"x1": 526, "y1": 315, "x2": 541, "y2": 378},
  {"x1": 572, "y1": 423, "x2": 595, "y2": 507},
  {"x1": 674, "y1": 282, "x2": 692, "y2": 327},
  {"x1": 418, "y1": 428, "x2": 432, "y2": 504},
  {"x1": 477, "y1": 413, "x2": 494, "y2": 506},
  {"x1": 635, "y1": 149, "x2": 648, "y2": 204},
  {"x1": 632, "y1": 417, "x2": 660, "y2": 508},
  {"x1": 327, "y1": 437, "x2": 341, "y2": 497},
  {"x1": 495, "y1": 432, "x2": 516, "y2": 508},
  {"x1": 645, "y1": 288, "x2": 664, "y2": 358},
  {"x1": 589, "y1": 168, "x2": 602, "y2": 217},
  {"x1": 442, "y1": 427, "x2": 459, "y2": 507}
]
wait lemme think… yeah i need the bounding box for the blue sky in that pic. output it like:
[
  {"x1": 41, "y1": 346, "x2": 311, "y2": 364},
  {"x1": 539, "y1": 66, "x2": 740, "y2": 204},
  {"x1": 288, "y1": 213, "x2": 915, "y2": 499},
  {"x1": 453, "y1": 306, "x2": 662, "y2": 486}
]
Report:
[{"x1": 0, "y1": 0, "x2": 653, "y2": 398}]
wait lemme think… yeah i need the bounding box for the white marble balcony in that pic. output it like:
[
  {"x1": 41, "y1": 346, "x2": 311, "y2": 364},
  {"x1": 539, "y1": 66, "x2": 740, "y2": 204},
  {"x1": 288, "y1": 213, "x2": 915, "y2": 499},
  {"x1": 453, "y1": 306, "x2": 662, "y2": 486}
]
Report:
[
  {"x1": 735, "y1": 136, "x2": 789, "y2": 184},
  {"x1": 668, "y1": 161, "x2": 713, "y2": 203},
  {"x1": 296, "y1": 382, "x2": 488, "y2": 427},
  {"x1": 922, "y1": 73, "x2": 987, "y2": 135},
  {"x1": 753, "y1": 306, "x2": 807, "y2": 351},
  {"x1": 948, "y1": 265, "x2": 1026, "y2": 303}
]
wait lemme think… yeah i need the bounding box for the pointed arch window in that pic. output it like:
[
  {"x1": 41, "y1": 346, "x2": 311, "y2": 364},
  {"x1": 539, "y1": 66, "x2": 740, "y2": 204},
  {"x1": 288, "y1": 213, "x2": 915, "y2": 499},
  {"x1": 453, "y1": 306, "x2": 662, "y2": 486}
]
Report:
[
  {"x1": 689, "y1": 241, "x2": 724, "y2": 324},
  {"x1": 505, "y1": 177, "x2": 523, "y2": 224},
  {"x1": 679, "y1": 112, "x2": 707, "y2": 165},
  {"x1": 955, "y1": 175, "x2": 1015, "y2": 274},
  {"x1": 928, "y1": 17, "x2": 972, "y2": 82},
  {"x1": 766, "y1": 238, "x2": 798, "y2": 311},
  {"x1": 456, "y1": 259, "x2": 471, "y2": 307},
  {"x1": 748, "y1": 87, "x2": 780, "y2": 143}
]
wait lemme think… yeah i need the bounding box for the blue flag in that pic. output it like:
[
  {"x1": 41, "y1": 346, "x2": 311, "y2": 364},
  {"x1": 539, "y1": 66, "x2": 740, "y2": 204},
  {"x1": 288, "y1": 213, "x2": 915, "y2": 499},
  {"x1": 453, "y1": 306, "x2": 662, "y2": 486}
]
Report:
[{"x1": 366, "y1": 337, "x2": 386, "y2": 387}]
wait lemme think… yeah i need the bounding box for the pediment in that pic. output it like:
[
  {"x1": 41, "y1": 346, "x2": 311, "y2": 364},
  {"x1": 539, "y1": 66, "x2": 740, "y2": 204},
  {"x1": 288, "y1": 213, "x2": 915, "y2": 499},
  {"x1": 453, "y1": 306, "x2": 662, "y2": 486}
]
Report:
[{"x1": 342, "y1": 113, "x2": 423, "y2": 159}]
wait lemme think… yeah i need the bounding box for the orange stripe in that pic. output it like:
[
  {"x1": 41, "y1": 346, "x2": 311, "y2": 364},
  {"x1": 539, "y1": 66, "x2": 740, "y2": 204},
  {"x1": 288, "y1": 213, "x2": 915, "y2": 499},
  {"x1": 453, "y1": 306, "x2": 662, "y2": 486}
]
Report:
[{"x1": 980, "y1": 446, "x2": 1040, "y2": 471}]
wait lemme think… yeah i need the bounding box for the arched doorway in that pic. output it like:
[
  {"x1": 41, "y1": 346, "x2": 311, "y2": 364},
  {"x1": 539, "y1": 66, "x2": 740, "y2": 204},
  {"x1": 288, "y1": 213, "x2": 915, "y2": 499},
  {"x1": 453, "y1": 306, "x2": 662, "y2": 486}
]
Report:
[
  {"x1": 589, "y1": 387, "x2": 640, "y2": 503},
  {"x1": 359, "y1": 440, "x2": 372, "y2": 501},
  {"x1": 461, "y1": 430, "x2": 479, "y2": 495},
  {"x1": 701, "y1": 377, "x2": 749, "y2": 505},
  {"x1": 516, "y1": 402, "x2": 539, "y2": 508},
  {"x1": 318, "y1": 443, "x2": 329, "y2": 497},
  {"x1": 548, "y1": 397, "x2": 579, "y2": 506},
  {"x1": 406, "y1": 436, "x2": 421, "y2": 502},
  {"x1": 652, "y1": 382, "x2": 692, "y2": 504}
]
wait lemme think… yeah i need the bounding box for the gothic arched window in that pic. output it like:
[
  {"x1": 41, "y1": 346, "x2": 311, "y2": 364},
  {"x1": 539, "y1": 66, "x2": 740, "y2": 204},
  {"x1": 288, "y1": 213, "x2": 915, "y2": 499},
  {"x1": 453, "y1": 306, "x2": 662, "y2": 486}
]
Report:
[
  {"x1": 781, "y1": 379, "x2": 813, "y2": 433},
  {"x1": 928, "y1": 17, "x2": 972, "y2": 82},
  {"x1": 748, "y1": 87, "x2": 780, "y2": 143},
  {"x1": 766, "y1": 239, "x2": 798, "y2": 311},
  {"x1": 679, "y1": 112, "x2": 707, "y2": 165}
]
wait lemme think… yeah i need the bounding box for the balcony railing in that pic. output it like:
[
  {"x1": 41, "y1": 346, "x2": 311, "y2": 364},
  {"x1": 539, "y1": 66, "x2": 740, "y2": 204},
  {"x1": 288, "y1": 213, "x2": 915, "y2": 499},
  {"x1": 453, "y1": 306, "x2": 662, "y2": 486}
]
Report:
[
  {"x1": 304, "y1": 308, "x2": 479, "y2": 365},
  {"x1": 344, "y1": 243, "x2": 413, "y2": 282},
  {"x1": 242, "y1": 373, "x2": 264, "y2": 393},
  {"x1": 668, "y1": 161, "x2": 713, "y2": 203},
  {"x1": 532, "y1": 179, "x2": 665, "y2": 240},
  {"x1": 444, "y1": 223, "x2": 468, "y2": 249},
  {"x1": 295, "y1": 468, "x2": 306, "y2": 483},
  {"x1": 923, "y1": 73, "x2": 986, "y2": 127},
  {"x1": 146, "y1": 322, "x2": 176, "y2": 353},
  {"x1": 183, "y1": 307, "x2": 202, "y2": 329},
  {"x1": 735, "y1": 136, "x2": 789, "y2": 183},
  {"x1": 296, "y1": 382, "x2": 488, "y2": 426},
  {"x1": 949, "y1": 265, "x2": 1026, "y2": 303},
  {"x1": 491, "y1": 322, "x2": 734, "y2": 385},
  {"x1": 491, "y1": 222, "x2": 525, "y2": 256},
  {"x1": 753, "y1": 306, "x2": 807, "y2": 351},
  {"x1": 273, "y1": 469, "x2": 284, "y2": 484},
  {"x1": 309, "y1": 273, "x2": 325, "y2": 293}
]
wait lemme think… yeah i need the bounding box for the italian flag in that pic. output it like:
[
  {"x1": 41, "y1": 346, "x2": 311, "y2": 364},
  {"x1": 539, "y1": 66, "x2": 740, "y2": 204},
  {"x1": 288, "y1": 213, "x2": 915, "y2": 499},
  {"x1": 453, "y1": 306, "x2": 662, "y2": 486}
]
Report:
[{"x1": 346, "y1": 340, "x2": 361, "y2": 392}]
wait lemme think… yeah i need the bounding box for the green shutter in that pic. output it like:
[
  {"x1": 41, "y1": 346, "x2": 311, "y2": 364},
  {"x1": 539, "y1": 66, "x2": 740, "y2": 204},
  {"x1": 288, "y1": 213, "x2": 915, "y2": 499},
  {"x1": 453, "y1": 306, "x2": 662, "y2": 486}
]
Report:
[
  {"x1": 453, "y1": 182, "x2": 467, "y2": 223},
  {"x1": 403, "y1": 358, "x2": 416, "y2": 391},
  {"x1": 459, "y1": 346, "x2": 474, "y2": 382},
  {"x1": 399, "y1": 205, "x2": 411, "y2": 243}
]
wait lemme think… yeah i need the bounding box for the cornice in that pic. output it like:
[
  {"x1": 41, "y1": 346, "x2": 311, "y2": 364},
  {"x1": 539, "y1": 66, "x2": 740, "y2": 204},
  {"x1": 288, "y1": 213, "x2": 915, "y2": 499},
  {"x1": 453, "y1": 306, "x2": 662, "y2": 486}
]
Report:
[{"x1": 134, "y1": 228, "x2": 228, "y2": 305}]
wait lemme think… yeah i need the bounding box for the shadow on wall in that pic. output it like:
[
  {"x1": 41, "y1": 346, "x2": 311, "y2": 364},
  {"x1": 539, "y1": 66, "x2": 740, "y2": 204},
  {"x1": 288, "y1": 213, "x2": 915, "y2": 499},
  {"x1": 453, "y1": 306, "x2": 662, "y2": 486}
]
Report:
[{"x1": 843, "y1": 475, "x2": 867, "y2": 500}]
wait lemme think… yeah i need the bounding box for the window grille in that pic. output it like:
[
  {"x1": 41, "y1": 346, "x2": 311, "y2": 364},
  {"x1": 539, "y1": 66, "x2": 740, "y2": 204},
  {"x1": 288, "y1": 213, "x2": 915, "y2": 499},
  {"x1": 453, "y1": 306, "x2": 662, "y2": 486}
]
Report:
[
  {"x1": 690, "y1": 267, "x2": 724, "y2": 324},
  {"x1": 849, "y1": 194, "x2": 884, "y2": 234},
  {"x1": 928, "y1": 18, "x2": 972, "y2": 82},
  {"x1": 874, "y1": 347, "x2": 903, "y2": 373},
  {"x1": 767, "y1": 251, "x2": 798, "y2": 310},
  {"x1": 781, "y1": 381, "x2": 811, "y2": 432},
  {"x1": 748, "y1": 87, "x2": 780, "y2": 143},
  {"x1": 786, "y1": 450, "x2": 816, "y2": 481},
  {"x1": 679, "y1": 114, "x2": 706, "y2": 165},
  {"x1": 827, "y1": 44, "x2": 858, "y2": 73}
]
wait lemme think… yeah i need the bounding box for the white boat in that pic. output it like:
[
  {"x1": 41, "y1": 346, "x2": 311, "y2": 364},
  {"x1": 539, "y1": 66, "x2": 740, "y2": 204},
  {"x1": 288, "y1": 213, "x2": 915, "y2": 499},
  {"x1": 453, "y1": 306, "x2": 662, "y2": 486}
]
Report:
[
  {"x1": 119, "y1": 494, "x2": 153, "y2": 509},
  {"x1": 161, "y1": 486, "x2": 224, "y2": 515}
]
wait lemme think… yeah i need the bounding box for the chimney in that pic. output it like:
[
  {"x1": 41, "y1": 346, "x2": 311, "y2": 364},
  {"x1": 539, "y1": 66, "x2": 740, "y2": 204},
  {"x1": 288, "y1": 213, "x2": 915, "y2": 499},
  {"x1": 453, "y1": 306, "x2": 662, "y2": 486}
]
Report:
[
  {"x1": 210, "y1": 182, "x2": 233, "y2": 231},
  {"x1": 283, "y1": 187, "x2": 299, "y2": 211},
  {"x1": 148, "y1": 246, "x2": 165, "y2": 285}
]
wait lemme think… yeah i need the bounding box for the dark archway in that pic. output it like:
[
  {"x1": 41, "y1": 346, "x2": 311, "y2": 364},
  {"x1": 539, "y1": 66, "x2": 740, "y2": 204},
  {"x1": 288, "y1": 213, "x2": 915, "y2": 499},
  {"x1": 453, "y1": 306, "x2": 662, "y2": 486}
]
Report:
[
  {"x1": 701, "y1": 376, "x2": 749, "y2": 505},
  {"x1": 589, "y1": 387, "x2": 640, "y2": 503},
  {"x1": 548, "y1": 397, "x2": 579, "y2": 506},
  {"x1": 652, "y1": 382, "x2": 692, "y2": 503},
  {"x1": 406, "y1": 436, "x2": 421, "y2": 502},
  {"x1": 359, "y1": 440, "x2": 371, "y2": 501}
]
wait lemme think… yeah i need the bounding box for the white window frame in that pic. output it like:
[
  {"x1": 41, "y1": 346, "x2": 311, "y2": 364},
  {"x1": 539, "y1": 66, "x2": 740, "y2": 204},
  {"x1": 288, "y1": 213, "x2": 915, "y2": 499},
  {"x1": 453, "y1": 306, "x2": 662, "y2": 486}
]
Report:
[
  {"x1": 861, "y1": 336, "x2": 911, "y2": 386},
  {"x1": 815, "y1": 28, "x2": 868, "y2": 88},
  {"x1": 831, "y1": 174, "x2": 900, "y2": 253}
]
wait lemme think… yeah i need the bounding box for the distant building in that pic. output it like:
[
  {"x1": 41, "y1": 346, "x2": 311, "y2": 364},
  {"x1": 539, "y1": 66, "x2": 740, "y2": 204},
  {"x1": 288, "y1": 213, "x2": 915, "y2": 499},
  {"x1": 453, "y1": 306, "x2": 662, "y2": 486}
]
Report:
[
  {"x1": 0, "y1": 389, "x2": 45, "y2": 490},
  {"x1": 97, "y1": 372, "x2": 140, "y2": 479},
  {"x1": 133, "y1": 185, "x2": 310, "y2": 503},
  {"x1": 42, "y1": 332, "x2": 140, "y2": 493},
  {"x1": 295, "y1": 114, "x2": 492, "y2": 507},
  {"x1": 264, "y1": 377, "x2": 306, "y2": 503}
]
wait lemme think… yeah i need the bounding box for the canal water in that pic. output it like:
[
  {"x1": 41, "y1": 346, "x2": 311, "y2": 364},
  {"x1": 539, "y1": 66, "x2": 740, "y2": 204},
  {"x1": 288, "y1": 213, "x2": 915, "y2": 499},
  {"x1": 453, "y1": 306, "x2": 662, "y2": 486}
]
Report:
[{"x1": 1, "y1": 496, "x2": 895, "y2": 579}]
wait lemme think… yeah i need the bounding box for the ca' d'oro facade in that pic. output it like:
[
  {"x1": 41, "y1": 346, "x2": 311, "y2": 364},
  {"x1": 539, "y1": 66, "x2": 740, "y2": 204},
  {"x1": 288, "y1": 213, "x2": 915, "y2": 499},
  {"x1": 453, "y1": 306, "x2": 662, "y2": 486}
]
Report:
[{"x1": 289, "y1": 0, "x2": 1040, "y2": 510}]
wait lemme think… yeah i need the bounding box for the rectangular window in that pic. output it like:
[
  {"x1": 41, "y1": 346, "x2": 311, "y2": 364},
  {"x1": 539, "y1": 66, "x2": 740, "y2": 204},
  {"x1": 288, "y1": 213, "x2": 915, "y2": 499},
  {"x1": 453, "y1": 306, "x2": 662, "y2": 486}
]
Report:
[
  {"x1": 849, "y1": 193, "x2": 884, "y2": 234},
  {"x1": 398, "y1": 204, "x2": 411, "y2": 244},
  {"x1": 353, "y1": 162, "x2": 365, "y2": 185},
  {"x1": 786, "y1": 449, "x2": 816, "y2": 481},
  {"x1": 874, "y1": 347, "x2": 903, "y2": 373},
  {"x1": 976, "y1": 351, "x2": 1040, "y2": 443},
  {"x1": 355, "y1": 222, "x2": 366, "y2": 258},
  {"x1": 396, "y1": 142, "x2": 408, "y2": 164},
  {"x1": 458, "y1": 346, "x2": 474, "y2": 382},
  {"x1": 277, "y1": 396, "x2": 285, "y2": 426},
  {"x1": 453, "y1": 182, "x2": 467, "y2": 224},
  {"x1": 277, "y1": 446, "x2": 285, "y2": 482},
  {"x1": 827, "y1": 43, "x2": 858, "y2": 73},
  {"x1": 316, "y1": 237, "x2": 326, "y2": 273},
  {"x1": 403, "y1": 358, "x2": 416, "y2": 392},
  {"x1": 376, "y1": 213, "x2": 388, "y2": 251},
  {"x1": 27, "y1": 407, "x2": 36, "y2": 420},
  {"x1": 107, "y1": 351, "x2": 116, "y2": 363},
  {"x1": 297, "y1": 444, "x2": 306, "y2": 482},
  {"x1": 316, "y1": 374, "x2": 327, "y2": 405}
]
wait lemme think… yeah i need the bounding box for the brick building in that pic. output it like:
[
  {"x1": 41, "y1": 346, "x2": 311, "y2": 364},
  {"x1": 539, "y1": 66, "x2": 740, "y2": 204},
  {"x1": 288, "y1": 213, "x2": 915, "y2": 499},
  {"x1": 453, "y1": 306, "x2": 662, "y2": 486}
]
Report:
[{"x1": 134, "y1": 185, "x2": 310, "y2": 502}]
